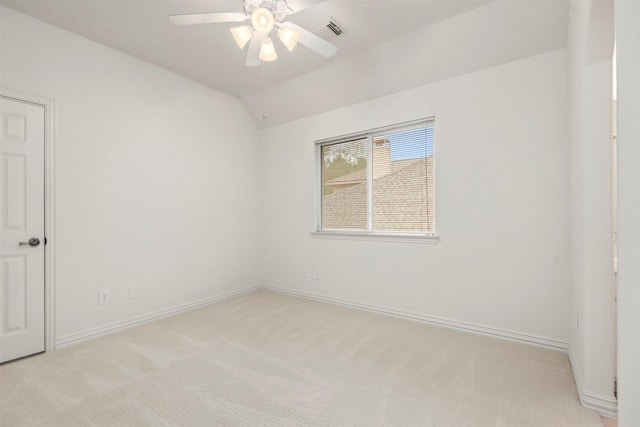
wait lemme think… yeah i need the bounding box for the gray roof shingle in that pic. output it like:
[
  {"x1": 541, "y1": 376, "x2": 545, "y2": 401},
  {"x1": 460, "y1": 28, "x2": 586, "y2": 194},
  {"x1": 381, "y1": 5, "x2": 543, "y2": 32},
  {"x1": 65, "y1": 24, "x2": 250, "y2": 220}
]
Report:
[{"x1": 322, "y1": 157, "x2": 435, "y2": 232}]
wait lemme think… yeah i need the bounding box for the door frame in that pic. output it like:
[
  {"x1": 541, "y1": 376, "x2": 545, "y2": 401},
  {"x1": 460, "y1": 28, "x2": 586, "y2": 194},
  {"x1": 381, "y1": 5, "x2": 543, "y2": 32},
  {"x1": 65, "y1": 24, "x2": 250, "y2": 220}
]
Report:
[{"x1": 1, "y1": 88, "x2": 57, "y2": 353}]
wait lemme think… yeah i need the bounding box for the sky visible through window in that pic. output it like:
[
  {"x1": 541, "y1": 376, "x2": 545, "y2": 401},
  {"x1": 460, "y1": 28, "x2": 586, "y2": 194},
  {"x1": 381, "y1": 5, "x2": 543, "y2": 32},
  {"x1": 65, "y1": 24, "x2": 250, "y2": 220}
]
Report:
[{"x1": 385, "y1": 126, "x2": 435, "y2": 161}]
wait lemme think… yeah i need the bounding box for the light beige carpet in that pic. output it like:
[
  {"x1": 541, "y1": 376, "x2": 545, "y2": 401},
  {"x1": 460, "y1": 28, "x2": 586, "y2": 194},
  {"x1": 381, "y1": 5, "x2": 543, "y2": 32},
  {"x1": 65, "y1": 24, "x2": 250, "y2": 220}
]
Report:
[{"x1": 1, "y1": 291, "x2": 602, "y2": 426}]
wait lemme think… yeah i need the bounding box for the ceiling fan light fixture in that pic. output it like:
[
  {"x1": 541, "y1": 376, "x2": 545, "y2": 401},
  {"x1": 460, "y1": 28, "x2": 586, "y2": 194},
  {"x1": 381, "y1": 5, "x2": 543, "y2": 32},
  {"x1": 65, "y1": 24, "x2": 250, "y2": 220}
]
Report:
[
  {"x1": 230, "y1": 26, "x2": 253, "y2": 49},
  {"x1": 251, "y1": 7, "x2": 275, "y2": 33},
  {"x1": 169, "y1": 0, "x2": 339, "y2": 66},
  {"x1": 259, "y1": 37, "x2": 278, "y2": 62},
  {"x1": 278, "y1": 27, "x2": 300, "y2": 52}
]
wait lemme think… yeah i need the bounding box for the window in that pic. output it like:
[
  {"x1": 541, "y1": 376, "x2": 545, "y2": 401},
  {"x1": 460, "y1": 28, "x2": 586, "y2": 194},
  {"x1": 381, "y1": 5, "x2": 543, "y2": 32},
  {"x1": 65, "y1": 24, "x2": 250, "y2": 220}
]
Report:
[{"x1": 316, "y1": 118, "x2": 435, "y2": 238}]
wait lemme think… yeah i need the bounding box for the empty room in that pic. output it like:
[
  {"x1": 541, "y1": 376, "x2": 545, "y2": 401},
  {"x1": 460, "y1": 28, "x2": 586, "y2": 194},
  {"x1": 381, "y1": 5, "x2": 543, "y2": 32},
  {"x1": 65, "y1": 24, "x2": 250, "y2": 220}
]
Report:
[{"x1": 0, "y1": 0, "x2": 638, "y2": 426}]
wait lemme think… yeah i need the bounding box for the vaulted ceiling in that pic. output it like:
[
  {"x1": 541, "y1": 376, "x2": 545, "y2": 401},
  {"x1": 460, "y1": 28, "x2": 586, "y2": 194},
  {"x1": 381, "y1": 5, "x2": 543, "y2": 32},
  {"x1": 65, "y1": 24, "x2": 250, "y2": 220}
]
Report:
[{"x1": 1, "y1": 0, "x2": 569, "y2": 126}]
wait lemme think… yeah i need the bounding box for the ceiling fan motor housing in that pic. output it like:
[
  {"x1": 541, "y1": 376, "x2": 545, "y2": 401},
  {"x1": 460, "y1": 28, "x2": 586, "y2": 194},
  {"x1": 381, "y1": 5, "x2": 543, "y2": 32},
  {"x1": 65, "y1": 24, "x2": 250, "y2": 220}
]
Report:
[{"x1": 244, "y1": 0, "x2": 290, "y2": 23}]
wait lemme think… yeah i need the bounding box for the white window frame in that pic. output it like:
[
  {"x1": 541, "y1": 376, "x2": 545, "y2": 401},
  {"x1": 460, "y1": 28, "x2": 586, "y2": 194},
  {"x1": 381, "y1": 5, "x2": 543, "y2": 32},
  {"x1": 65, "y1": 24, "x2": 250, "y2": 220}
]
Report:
[{"x1": 313, "y1": 117, "x2": 439, "y2": 243}]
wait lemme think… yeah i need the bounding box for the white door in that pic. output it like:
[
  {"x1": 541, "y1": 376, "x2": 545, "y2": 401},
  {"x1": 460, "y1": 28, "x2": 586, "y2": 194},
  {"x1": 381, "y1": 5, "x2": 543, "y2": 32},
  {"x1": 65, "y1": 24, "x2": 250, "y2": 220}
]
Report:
[{"x1": 0, "y1": 96, "x2": 45, "y2": 363}]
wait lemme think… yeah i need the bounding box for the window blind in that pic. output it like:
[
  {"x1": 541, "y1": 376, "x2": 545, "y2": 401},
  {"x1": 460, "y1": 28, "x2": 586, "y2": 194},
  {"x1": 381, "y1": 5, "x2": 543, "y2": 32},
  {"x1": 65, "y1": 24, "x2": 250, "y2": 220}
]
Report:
[{"x1": 372, "y1": 126, "x2": 435, "y2": 232}]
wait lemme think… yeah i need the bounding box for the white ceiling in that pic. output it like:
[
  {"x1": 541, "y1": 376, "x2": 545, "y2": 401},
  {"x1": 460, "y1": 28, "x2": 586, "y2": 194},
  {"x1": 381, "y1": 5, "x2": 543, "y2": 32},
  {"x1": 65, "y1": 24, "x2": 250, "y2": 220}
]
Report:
[{"x1": 1, "y1": 0, "x2": 569, "y2": 126}]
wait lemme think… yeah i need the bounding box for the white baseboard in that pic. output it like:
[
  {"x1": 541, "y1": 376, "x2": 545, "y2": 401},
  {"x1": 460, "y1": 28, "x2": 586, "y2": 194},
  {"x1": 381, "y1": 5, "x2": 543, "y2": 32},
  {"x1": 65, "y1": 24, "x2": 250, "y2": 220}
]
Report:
[
  {"x1": 580, "y1": 392, "x2": 618, "y2": 419},
  {"x1": 261, "y1": 286, "x2": 569, "y2": 352},
  {"x1": 570, "y1": 353, "x2": 618, "y2": 418},
  {"x1": 55, "y1": 284, "x2": 568, "y2": 354},
  {"x1": 55, "y1": 286, "x2": 260, "y2": 348}
]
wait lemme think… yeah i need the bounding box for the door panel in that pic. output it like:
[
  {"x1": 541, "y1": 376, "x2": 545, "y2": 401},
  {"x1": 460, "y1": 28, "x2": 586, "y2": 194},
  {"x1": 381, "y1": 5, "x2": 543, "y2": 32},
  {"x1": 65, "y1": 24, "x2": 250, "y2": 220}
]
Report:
[
  {"x1": 3, "y1": 255, "x2": 28, "y2": 332},
  {"x1": 0, "y1": 97, "x2": 45, "y2": 363},
  {"x1": 3, "y1": 154, "x2": 27, "y2": 230}
]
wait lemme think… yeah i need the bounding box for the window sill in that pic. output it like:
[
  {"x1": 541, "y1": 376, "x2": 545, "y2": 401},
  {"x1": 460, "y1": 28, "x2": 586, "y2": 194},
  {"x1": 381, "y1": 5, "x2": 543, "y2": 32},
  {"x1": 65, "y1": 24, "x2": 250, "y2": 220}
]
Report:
[{"x1": 311, "y1": 231, "x2": 440, "y2": 244}]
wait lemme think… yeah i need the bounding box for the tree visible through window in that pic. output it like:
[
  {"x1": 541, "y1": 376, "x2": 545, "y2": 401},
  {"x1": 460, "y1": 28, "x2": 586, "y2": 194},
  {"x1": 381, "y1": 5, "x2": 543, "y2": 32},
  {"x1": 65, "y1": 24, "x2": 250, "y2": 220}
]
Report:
[{"x1": 319, "y1": 119, "x2": 435, "y2": 234}]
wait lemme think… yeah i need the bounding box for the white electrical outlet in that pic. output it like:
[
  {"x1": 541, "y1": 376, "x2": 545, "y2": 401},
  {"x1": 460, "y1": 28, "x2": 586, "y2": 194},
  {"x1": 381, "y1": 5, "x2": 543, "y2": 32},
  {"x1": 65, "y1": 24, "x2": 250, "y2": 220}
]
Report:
[
  {"x1": 98, "y1": 290, "x2": 110, "y2": 305},
  {"x1": 303, "y1": 270, "x2": 320, "y2": 280}
]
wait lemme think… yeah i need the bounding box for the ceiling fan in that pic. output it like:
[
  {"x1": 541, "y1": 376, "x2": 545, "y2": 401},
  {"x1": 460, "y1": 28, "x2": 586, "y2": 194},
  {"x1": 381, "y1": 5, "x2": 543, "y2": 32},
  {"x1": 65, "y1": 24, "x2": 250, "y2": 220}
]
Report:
[{"x1": 169, "y1": 0, "x2": 338, "y2": 67}]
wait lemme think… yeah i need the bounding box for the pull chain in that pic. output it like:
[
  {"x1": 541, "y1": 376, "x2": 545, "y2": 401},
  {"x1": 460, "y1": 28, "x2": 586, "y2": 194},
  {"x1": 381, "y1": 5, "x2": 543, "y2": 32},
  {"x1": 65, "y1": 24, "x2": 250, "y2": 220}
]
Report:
[{"x1": 260, "y1": 62, "x2": 267, "y2": 121}]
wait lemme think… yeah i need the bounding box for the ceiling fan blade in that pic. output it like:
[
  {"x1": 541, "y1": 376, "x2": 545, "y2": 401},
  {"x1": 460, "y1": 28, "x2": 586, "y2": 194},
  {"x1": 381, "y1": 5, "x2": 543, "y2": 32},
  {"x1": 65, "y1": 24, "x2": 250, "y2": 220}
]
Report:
[
  {"x1": 286, "y1": 0, "x2": 328, "y2": 14},
  {"x1": 281, "y1": 22, "x2": 337, "y2": 58},
  {"x1": 246, "y1": 33, "x2": 264, "y2": 67},
  {"x1": 169, "y1": 12, "x2": 247, "y2": 25}
]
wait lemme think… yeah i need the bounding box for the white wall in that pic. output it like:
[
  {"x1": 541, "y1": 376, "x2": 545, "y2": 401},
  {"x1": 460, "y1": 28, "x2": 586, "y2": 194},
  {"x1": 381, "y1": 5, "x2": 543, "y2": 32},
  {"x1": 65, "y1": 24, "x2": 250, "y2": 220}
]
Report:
[
  {"x1": 0, "y1": 6, "x2": 262, "y2": 342},
  {"x1": 615, "y1": 1, "x2": 640, "y2": 425},
  {"x1": 261, "y1": 50, "x2": 571, "y2": 346},
  {"x1": 567, "y1": 0, "x2": 616, "y2": 416}
]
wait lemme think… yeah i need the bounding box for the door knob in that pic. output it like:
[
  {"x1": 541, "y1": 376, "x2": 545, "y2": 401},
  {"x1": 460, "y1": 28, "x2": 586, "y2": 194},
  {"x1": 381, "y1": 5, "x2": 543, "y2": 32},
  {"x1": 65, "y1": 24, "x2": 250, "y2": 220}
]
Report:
[{"x1": 19, "y1": 238, "x2": 40, "y2": 247}]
